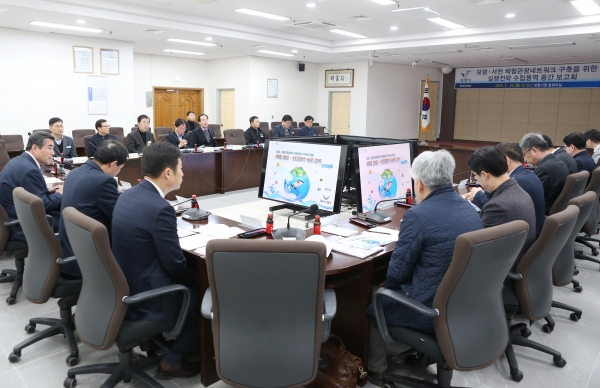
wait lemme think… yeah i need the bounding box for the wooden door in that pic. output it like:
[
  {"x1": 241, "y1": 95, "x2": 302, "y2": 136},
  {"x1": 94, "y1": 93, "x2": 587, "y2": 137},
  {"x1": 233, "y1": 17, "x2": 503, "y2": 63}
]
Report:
[
  {"x1": 220, "y1": 90, "x2": 235, "y2": 130},
  {"x1": 331, "y1": 92, "x2": 351, "y2": 135},
  {"x1": 154, "y1": 88, "x2": 203, "y2": 129}
]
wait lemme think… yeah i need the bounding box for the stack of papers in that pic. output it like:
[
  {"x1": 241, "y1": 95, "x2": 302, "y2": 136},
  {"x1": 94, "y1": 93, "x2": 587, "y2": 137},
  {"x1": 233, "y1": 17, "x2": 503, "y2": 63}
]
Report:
[
  {"x1": 44, "y1": 177, "x2": 62, "y2": 189},
  {"x1": 321, "y1": 225, "x2": 359, "y2": 237},
  {"x1": 330, "y1": 229, "x2": 398, "y2": 259},
  {"x1": 332, "y1": 243, "x2": 383, "y2": 259}
]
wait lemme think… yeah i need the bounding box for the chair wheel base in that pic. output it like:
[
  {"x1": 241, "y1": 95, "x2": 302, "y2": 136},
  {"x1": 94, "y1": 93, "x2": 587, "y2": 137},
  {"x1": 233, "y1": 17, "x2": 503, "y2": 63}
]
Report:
[
  {"x1": 63, "y1": 377, "x2": 77, "y2": 388},
  {"x1": 520, "y1": 328, "x2": 532, "y2": 338},
  {"x1": 570, "y1": 312, "x2": 582, "y2": 322},
  {"x1": 24, "y1": 324, "x2": 36, "y2": 334},
  {"x1": 592, "y1": 249, "x2": 598, "y2": 256},
  {"x1": 542, "y1": 324, "x2": 554, "y2": 333},
  {"x1": 574, "y1": 269, "x2": 580, "y2": 276},
  {"x1": 574, "y1": 285, "x2": 583, "y2": 293},
  {"x1": 554, "y1": 356, "x2": 566, "y2": 368},
  {"x1": 6, "y1": 296, "x2": 16, "y2": 305},
  {"x1": 8, "y1": 352, "x2": 20, "y2": 363},
  {"x1": 510, "y1": 369, "x2": 523, "y2": 382},
  {"x1": 123, "y1": 377, "x2": 131, "y2": 383},
  {"x1": 383, "y1": 383, "x2": 397, "y2": 388},
  {"x1": 66, "y1": 355, "x2": 79, "y2": 366}
]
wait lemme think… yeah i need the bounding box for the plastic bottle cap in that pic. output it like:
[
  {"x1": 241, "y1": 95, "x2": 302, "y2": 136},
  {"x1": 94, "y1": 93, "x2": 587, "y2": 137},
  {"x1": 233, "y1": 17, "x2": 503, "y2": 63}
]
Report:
[
  {"x1": 315, "y1": 215, "x2": 320, "y2": 219},
  {"x1": 268, "y1": 213, "x2": 273, "y2": 217},
  {"x1": 192, "y1": 195, "x2": 197, "y2": 199}
]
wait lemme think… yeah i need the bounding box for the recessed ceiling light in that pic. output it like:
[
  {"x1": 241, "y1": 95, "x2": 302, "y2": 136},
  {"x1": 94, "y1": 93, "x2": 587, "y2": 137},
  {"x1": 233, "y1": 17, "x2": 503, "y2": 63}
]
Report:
[
  {"x1": 76, "y1": 20, "x2": 86, "y2": 24},
  {"x1": 508, "y1": 42, "x2": 576, "y2": 49},
  {"x1": 291, "y1": 49, "x2": 298, "y2": 53},
  {"x1": 257, "y1": 50, "x2": 296, "y2": 57},
  {"x1": 235, "y1": 8, "x2": 289, "y2": 21},
  {"x1": 427, "y1": 17, "x2": 466, "y2": 29},
  {"x1": 166, "y1": 38, "x2": 217, "y2": 47},
  {"x1": 370, "y1": 0, "x2": 396, "y2": 4},
  {"x1": 307, "y1": 3, "x2": 316, "y2": 8},
  {"x1": 163, "y1": 49, "x2": 205, "y2": 55},
  {"x1": 205, "y1": 37, "x2": 213, "y2": 41},
  {"x1": 506, "y1": 13, "x2": 515, "y2": 18},
  {"x1": 571, "y1": 0, "x2": 600, "y2": 16},
  {"x1": 392, "y1": 7, "x2": 440, "y2": 16},
  {"x1": 330, "y1": 29, "x2": 368, "y2": 38},
  {"x1": 30, "y1": 21, "x2": 103, "y2": 33},
  {"x1": 390, "y1": 26, "x2": 398, "y2": 30}
]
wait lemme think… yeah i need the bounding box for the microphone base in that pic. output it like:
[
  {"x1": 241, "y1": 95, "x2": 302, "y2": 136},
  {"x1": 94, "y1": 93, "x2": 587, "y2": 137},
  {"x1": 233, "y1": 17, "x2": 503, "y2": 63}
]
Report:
[
  {"x1": 271, "y1": 227, "x2": 306, "y2": 241},
  {"x1": 366, "y1": 210, "x2": 392, "y2": 224},
  {"x1": 182, "y1": 208, "x2": 210, "y2": 221}
]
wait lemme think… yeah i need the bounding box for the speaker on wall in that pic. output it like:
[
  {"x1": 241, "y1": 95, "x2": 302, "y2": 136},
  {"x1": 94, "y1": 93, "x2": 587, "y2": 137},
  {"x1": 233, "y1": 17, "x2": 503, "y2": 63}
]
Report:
[{"x1": 299, "y1": 63, "x2": 305, "y2": 72}]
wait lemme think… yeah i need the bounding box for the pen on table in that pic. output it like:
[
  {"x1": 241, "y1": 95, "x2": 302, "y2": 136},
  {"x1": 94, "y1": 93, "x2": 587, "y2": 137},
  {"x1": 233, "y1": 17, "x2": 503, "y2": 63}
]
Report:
[{"x1": 366, "y1": 230, "x2": 393, "y2": 235}]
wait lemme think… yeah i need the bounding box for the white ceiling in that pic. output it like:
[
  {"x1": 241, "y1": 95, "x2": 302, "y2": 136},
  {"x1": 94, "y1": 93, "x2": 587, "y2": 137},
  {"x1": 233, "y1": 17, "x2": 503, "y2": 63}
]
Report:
[{"x1": 1, "y1": 0, "x2": 600, "y2": 68}]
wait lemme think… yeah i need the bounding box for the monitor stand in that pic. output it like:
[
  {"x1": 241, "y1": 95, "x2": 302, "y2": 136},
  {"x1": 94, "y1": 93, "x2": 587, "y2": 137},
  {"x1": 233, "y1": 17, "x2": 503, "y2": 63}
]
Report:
[{"x1": 269, "y1": 203, "x2": 334, "y2": 221}]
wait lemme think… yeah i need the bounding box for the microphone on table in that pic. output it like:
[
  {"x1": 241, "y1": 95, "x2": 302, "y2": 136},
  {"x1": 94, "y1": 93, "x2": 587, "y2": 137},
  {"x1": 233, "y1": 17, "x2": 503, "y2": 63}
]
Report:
[
  {"x1": 366, "y1": 198, "x2": 405, "y2": 224},
  {"x1": 181, "y1": 195, "x2": 211, "y2": 221},
  {"x1": 272, "y1": 204, "x2": 319, "y2": 241}
]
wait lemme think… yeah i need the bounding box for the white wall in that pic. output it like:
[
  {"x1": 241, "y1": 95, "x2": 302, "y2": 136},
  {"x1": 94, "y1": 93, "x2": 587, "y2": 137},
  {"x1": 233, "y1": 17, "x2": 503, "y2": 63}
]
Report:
[
  {"x1": 0, "y1": 28, "x2": 134, "y2": 139},
  {"x1": 366, "y1": 62, "x2": 443, "y2": 140}
]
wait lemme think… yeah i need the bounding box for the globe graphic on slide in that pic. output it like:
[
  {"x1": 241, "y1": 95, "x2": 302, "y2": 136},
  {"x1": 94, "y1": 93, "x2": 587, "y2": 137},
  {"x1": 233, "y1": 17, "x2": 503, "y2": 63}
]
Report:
[
  {"x1": 284, "y1": 166, "x2": 311, "y2": 200},
  {"x1": 378, "y1": 169, "x2": 397, "y2": 198}
]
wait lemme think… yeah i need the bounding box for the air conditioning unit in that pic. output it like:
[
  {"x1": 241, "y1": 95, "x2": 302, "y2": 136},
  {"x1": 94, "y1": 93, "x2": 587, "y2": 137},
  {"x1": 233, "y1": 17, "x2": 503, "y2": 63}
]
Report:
[{"x1": 287, "y1": 20, "x2": 342, "y2": 30}]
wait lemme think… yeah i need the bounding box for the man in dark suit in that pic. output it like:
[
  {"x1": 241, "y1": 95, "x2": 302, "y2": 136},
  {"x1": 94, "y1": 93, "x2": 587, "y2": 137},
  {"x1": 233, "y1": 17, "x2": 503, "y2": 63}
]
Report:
[
  {"x1": 564, "y1": 132, "x2": 596, "y2": 180},
  {"x1": 49, "y1": 117, "x2": 77, "y2": 158},
  {"x1": 465, "y1": 142, "x2": 545, "y2": 238},
  {"x1": 584, "y1": 129, "x2": 600, "y2": 164},
  {"x1": 189, "y1": 114, "x2": 217, "y2": 148},
  {"x1": 58, "y1": 140, "x2": 128, "y2": 278},
  {"x1": 112, "y1": 142, "x2": 199, "y2": 378},
  {"x1": 87, "y1": 119, "x2": 117, "y2": 158},
  {"x1": 271, "y1": 114, "x2": 294, "y2": 138},
  {"x1": 185, "y1": 111, "x2": 199, "y2": 134},
  {"x1": 244, "y1": 116, "x2": 266, "y2": 145},
  {"x1": 126, "y1": 114, "x2": 155, "y2": 153},
  {"x1": 0, "y1": 132, "x2": 63, "y2": 243},
  {"x1": 542, "y1": 134, "x2": 577, "y2": 174},
  {"x1": 298, "y1": 115, "x2": 318, "y2": 137},
  {"x1": 520, "y1": 133, "x2": 570, "y2": 215},
  {"x1": 165, "y1": 118, "x2": 190, "y2": 149}
]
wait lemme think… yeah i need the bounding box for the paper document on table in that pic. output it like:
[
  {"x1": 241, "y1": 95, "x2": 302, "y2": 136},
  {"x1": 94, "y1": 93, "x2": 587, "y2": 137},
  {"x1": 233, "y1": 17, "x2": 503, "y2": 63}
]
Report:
[
  {"x1": 305, "y1": 234, "x2": 332, "y2": 256},
  {"x1": 120, "y1": 181, "x2": 132, "y2": 191},
  {"x1": 332, "y1": 243, "x2": 383, "y2": 259},
  {"x1": 337, "y1": 232, "x2": 396, "y2": 250},
  {"x1": 194, "y1": 247, "x2": 206, "y2": 256},
  {"x1": 366, "y1": 227, "x2": 400, "y2": 239},
  {"x1": 240, "y1": 215, "x2": 264, "y2": 229},
  {"x1": 320, "y1": 214, "x2": 339, "y2": 227},
  {"x1": 44, "y1": 177, "x2": 62, "y2": 185},
  {"x1": 228, "y1": 145, "x2": 243, "y2": 150},
  {"x1": 197, "y1": 224, "x2": 244, "y2": 238},
  {"x1": 179, "y1": 234, "x2": 216, "y2": 251},
  {"x1": 177, "y1": 228, "x2": 196, "y2": 238},
  {"x1": 321, "y1": 225, "x2": 359, "y2": 237},
  {"x1": 175, "y1": 196, "x2": 191, "y2": 210}
]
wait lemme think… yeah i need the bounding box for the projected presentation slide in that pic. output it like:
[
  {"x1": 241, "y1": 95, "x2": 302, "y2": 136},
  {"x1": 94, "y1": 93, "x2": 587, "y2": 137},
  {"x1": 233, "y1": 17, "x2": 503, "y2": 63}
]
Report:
[
  {"x1": 357, "y1": 143, "x2": 412, "y2": 212},
  {"x1": 262, "y1": 141, "x2": 342, "y2": 211}
]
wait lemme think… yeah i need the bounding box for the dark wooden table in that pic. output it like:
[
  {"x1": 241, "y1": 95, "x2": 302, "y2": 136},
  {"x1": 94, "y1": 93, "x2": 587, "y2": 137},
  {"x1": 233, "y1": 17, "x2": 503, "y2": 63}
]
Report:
[{"x1": 178, "y1": 206, "x2": 406, "y2": 386}]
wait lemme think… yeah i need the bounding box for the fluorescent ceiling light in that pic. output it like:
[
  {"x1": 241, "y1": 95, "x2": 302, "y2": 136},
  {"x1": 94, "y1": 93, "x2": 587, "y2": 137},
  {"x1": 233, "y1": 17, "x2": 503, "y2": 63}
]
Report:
[
  {"x1": 307, "y1": 3, "x2": 316, "y2": 7},
  {"x1": 330, "y1": 29, "x2": 368, "y2": 38},
  {"x1": 508, "y1": 42, "x2": 575, "y2": 49},
  {"x1": 76, "y1": 20, "x2": 86, "y2": 24},
  {"x1": 390, "y1": 26, "x2": 398, "y2": 30},
  {"x1": 235, "y1": 8, "x2": 289, "y2": 21},
  {"x1": 30, "y1": 21, "x2": 102, "y2": 33},
  {"x1": 291, "y1": 49, "x2": 298, "y2": 53},
  {"x1": 163, "y1": 49, "x2": 205, "y2": 55},
  {"x1": 410, "y1": 50, "x2": 463, "y2": 55},
  {"x1": 370, "y1": 0, "x2": 396, "y2": 4},
  {"x1": 506, "y1": 13, "x2": 515, "y2": 18},
  {"x1": 427, "y1": 17, "x2": 466, "y2": 29},
  {"x1": 392, "y1": 7, "x2": 440, "y2": 15},
  {"x1": 257, "y1": 50, "x2": 296, "y2": 57},
  {"x1": 205, "y1": 37, "x2": 213, "y2": 41},
  {"x1": 571, "y1": 0, "x2": 600, "y2": 15},
  {"x1": 166, "y1": 38, "x2": 217, "y2": 47}
]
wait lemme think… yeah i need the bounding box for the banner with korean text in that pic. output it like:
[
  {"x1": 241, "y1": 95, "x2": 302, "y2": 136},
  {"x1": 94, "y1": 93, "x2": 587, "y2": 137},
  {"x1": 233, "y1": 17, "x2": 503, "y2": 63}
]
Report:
[{"x1": 455, "y1": 63, "x2": 600, "y2": 89}]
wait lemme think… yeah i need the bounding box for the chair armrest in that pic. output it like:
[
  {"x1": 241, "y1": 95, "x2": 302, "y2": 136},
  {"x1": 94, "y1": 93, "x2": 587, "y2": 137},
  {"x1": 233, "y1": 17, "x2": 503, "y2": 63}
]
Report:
[
  {"x1": 373, "y1": 288, "x2": 439, "y2": 345},
  {"x1": 4, "y1": 219, "x2": 19, "y2": 226},
  {"x1": 123, "y1": 284, "x2": 191, "y2": 339},
  {"x1": 323, "y1": 289, "x2": 336, "y2": 321},
  {"x1": 46, "y1": 214, "x2": 54, "y2": 229},
  {"x1": 506, "y1": 272, "x2": 522, "y2": 280},
  {"x1": 57, "y1": 256, "x2": 76, "y2": 265},
  {"x1": 201, "y1": 287, "x2": 212, "y2": 319}
]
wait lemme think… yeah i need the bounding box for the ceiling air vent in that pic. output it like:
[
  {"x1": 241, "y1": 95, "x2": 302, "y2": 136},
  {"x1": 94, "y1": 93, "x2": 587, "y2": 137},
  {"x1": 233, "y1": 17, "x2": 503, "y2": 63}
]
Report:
[
  {"x1": 137, "y1": 29, "x2": 166, "y2": 34},
  {"x1": 287, "y1": 20, "x2": 342, "y2": 30},
  {"x1": 348, "y1": 15, "x2": 372, "y2": 22}
]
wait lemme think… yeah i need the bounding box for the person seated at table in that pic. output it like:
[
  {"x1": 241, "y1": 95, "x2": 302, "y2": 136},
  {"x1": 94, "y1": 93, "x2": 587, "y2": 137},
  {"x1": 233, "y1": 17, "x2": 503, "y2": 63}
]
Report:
[
  {"x1": 58, "y1": 140, "x2": 128, "y2": 278},
  {"x1": 126, "y1": 114, "x2": 155, "y2": 154},
  {"x1": 464, "y1": 142, "x2": 545, "y2": 238},
  {"x1": 584, "y1": 129, "x2": 600, "y2": 164},
  {"x1": 185, "y1": 111, "x2": 199, "y2": 134},
  {"x1": 564, "y1": 132, "x2": 596, "y2": 181},
  {"x1": 520, "y1": 133, "x2": 569, "y2": 215},
  {"x1": 189, "y1": 114, "x2": 218, "y2": 148},
  {"x1": 112, "y1": 142, "x2": 199, "y2": 378},
  {"x1": 298, "y1": 115, "x2": 318, "y2": 137},
  {"x1": 166, "y1": 118, "x2": 190, "y2": 149},
  {"x1": 366, "y1": 149, "x2": 483, "y2": 386},
  {"x1": 244, "y1": 116, "x2": 266, "y2": 145},
  {"x1": 49, "y1": 117, "x2": 77, "y2": 158},
  {"x1": 88, "y1": 119, "x2": 117, "y2": 158},
  {"x1": 0, "y1": 132, "x2": 63, "y2": 243},
  {"x1": 271, "y1": 115, "x2": 294, "y2": 138},
  {"x1": 541, "y1": 134, "x2": 577, "y2": 174}
]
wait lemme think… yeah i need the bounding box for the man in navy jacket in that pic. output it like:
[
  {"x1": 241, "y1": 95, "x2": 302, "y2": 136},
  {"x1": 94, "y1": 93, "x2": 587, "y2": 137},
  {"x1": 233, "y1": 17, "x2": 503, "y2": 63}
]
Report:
[
  {"x1": 542, "y1": 134, "x2": 577, "y2": 174},
  {"x1": 165, "y1": 118, "x2": 190, "y2": 149},
  {"x1": 298, "y1": 115, "x2": 318, "y2": 137},
  {"x1": 87, "y1": 119, "x2": 117, "y2": 158},
  {"x1": 112, "y1": 142, "x2": 199, "y2": 378},
  {"x1": 564, "y1": 132, "x2": 596, "y2": 182},
  {"x1": 58, "y1": 140, "x2": 128, "y2": 278},
  {"x1": 271, "y1": 114, "x2": 294, "y2": 138},
  {"x1": 366, "y1": 150, "x2": 482, "y2": 383},
  {"x1": 0, "y1": 132, "x2": 63, "y2": 243},
  {"x1": 189, "y1": 114, "x2": 217, "y2": 148}
]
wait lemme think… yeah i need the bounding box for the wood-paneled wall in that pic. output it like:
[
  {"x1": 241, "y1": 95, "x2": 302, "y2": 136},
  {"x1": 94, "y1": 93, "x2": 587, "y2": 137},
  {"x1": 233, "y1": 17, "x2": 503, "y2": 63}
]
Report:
[{"x1": 454, "y1": 88, "x2": 600, "y2": 144}]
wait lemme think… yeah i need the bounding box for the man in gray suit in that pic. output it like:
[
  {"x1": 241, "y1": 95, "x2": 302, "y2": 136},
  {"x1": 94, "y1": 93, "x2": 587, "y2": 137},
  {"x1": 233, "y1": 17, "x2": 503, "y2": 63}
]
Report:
[
  {"x1": 541, "y1": 134, "x2": 577, "y2": 174},
  {"x1": 585, "y1": 129, "x2": 600, "y2": 164},
  {"x1": 49, "y1": 117, "x2": 77, "y2": 158},
  {"x1": 126, "y1": 114, "x2": 155, "y2": 153}
]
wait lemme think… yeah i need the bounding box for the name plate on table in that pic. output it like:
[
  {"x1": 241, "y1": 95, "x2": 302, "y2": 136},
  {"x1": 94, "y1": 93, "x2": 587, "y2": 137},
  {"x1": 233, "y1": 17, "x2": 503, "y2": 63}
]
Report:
[
  {"x1": 202, "y1": 147, "x2": 215, "y2": 153},
  {"x1": 128, "y1": 153, "x2": 140, "y2": 159},
  {"x1": 227, "y1": 145, "x2": 243, "y2": 151},
  {"x1": 71, "y1": 157, "x2": 88, "y2": 164}
]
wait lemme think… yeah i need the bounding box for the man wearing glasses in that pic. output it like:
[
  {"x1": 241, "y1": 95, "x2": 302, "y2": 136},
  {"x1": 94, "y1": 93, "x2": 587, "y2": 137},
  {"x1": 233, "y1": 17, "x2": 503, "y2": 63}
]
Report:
[
  {"x1": 88, "y1": 119, "x2": 117, "y2": 158},
  {"x1": 49, "y1": 117, "x2": 78, "y2": 158}
]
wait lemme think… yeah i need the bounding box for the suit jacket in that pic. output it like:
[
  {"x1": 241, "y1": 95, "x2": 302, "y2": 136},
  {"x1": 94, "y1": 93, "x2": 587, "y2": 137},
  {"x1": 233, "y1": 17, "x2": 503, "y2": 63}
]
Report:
[
  {"x1": 553, "y1": 147, "x2": 577, "y2": 174},
  {"x1": 165, "y1": 131, "x2": 191, "y2": 148},
  {"x1": 298, "y1": 126, "x2": 318, "y2": 137},
  {"x1": 271, "y1": 124, "x2": 294, "y2": 138},
  {"x1": 53, "y1": 136, "x2": 77, "y2": 158},
  {"x1": 573, "y1": 150, "x2": 596, "y2": 180},
  {"x1": 58, "y1": 160, "x2": 119, "y2": 277},
  {"x1": 87, "y1": 133, "x2": 117, "y2": 158},
  {"x1": 534, "y1": 153, "x2": 569, "y2": 215},
  {"x1": 189, "y1": 127, "x2": 218, "y2": 148},
  {"x1": 244, "y1": 127, "x2": 266, "y2": 144},
  {"x1": 0, "y1": 153, "x2": 62, "y2": 242},
  {"x1": 472, "y1": 165, "x2": 545, "y2": 238},
  {"x1": 126, "y1": 129, "x2": 155, "y2": 153},
  {"x1": 185, "y1": 120, "x2": 199, "y2": 134},
  {"x1": 112, "y1": 180, "x2": 191, "y2": 322}
]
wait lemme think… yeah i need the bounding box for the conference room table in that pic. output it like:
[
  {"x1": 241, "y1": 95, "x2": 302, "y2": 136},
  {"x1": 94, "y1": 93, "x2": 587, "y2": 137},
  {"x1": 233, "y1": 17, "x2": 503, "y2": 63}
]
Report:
[{"x1": 178, "y1": 205, "x2": 407, "y2": 387}]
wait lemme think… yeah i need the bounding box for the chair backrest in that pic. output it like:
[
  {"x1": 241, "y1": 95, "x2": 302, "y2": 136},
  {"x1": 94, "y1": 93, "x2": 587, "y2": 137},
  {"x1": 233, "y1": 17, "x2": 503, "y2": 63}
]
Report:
[
  {"x1": 130, "y1": 126, "x2": 137, "y2": 132},
  {"x1": 268, "y1": 129, "x2": 273, "y2": 138},
  {"x1": 293, "y1": 128, "x2": 300, "y2": 136},
  {"x1": 109, "y1": 127, "x2": 124, "y2": 141},
  {"x1": 548, "y1": 171, "x2": 589, "y2": 215},
  {"x1": 313, "y1": 122, "x2": 320, "y2": 126},
  {"x1": 62, "y1": 207, "x2": 130, "y2": 350},
  {"x1": 12, "y1": 187, "x2": 63, "y2": 304},
  {"x1": 72, "y1": 130, "x2": 95, "y2": 147},
  {"x1": 0, "y1": 140, "x2": 10, "y2": 170},
  {"x1": 157, "y1": 134, "x2": 167, "y2": 143},
  {"x1": 516, "y1": 205, "x2": 579, "y2": 321},
  {"x1": 208, "y1": 124, "x2": 222, "y2": 138},
  {"x1": 270, "y1": 121, "x2": 279, "y2": 129},
  {"x1": 121, "y1": 137, "x2": 129, "y2": 148},
  {"x1": 206, "y1": 239, "x2": 327, "y2": 388},
  {"x1": 155, "y1": 127, "x2": 171, "y2": 138},
  {"x1": 2, "y1": 135, "x2": 24, "y2": 152},
  {"x1": 223, "y1": 129, "x2": 246, "y2": 145},
  {"x1": 291, "y1": 121, "x2": 298, "y2": 129},
  {"x1": 553, "y1": 191, "x2": 597, "y2": 286},
  {"x1": 314, "y1": 126, "x2": 325, "y2": 136},
  {"x1": 83, "y1": 135, "x2": 93, "y2": 153},
  {"x1": 582, "y1": 167, "x2": 600, "y2": 235},
  {"x1": 433, "y1": 220, "x2": 529, "y2": 371},
  {"x1": 32, "y1": 129, "x2": 50, "y2": 133},
  {"x1": 259, "y1": 122, "x2": 269, "y2": 133},
  {"x1": 0, "y1": 203, "x2": 10, "y2": 255}
]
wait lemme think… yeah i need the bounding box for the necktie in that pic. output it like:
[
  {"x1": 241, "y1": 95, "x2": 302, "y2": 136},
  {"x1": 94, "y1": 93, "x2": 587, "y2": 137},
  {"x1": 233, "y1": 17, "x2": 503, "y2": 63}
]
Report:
[{"x1": 204, "y1": 129, "x2": 210, "y2": 143}]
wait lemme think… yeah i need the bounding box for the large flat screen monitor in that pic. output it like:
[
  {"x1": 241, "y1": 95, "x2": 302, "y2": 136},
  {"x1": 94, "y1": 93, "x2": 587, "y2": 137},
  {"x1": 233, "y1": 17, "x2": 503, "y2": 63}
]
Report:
[
  {"x1": 354, "y1": 142, "x2": 413, "y2": 213},
  {"x1": 259, "y1": 140, "x2": 348, "y2": 213}
]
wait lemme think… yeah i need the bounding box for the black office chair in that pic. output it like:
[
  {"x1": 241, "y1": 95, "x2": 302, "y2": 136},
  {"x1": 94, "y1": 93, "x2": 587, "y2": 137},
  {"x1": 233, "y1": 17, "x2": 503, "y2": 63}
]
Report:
[
  {"x1": 548, "y1": 171, "x2": 589, "y2": 216},
  {"x1": 201, "y1": 239, "x2": 336, "y2": 388},
  {"x1": 574, "y1": 167, "x2": 600, "y2": 263},
  {"x1": 373, "y1": 221, "x2": 529, "y2": 388},
  {"x1": 0, "y1": 202, "x2": 28, "y2": 305},
  {"x1": 223, "y1": 129, "x2": 246, "y2": 146},
  {"x1": 61, "y1": 207, "x2": 191, "y2": 388}
]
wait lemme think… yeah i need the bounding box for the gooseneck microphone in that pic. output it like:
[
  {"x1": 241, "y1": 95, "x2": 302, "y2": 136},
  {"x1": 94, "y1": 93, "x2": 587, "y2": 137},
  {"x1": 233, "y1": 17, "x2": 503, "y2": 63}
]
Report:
[
  {"x1": 272, "y1": 204, "x2": 319, "y2": 241},
  {"x1": 367, "y1": 197, "x2": 405, "y2": 224}
]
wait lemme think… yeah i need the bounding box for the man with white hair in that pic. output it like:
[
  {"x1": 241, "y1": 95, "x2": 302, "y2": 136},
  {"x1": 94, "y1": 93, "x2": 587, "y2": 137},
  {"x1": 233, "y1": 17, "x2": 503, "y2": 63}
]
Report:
[{"x1": 366, "y1": 149, "x2": 483, "y2": 386}]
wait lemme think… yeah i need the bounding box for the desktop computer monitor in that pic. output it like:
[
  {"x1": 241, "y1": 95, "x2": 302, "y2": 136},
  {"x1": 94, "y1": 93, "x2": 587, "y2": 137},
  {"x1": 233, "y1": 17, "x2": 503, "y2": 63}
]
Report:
[
  {"x1": 354, "y1": 142, "x2": 413, "y2": 213},
  {"x1": 258, "y1": 140, "x2": 348, "y2": 213},
  {"x1": 268, "y1": 135, "x2": 335, "y2": 145}
]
